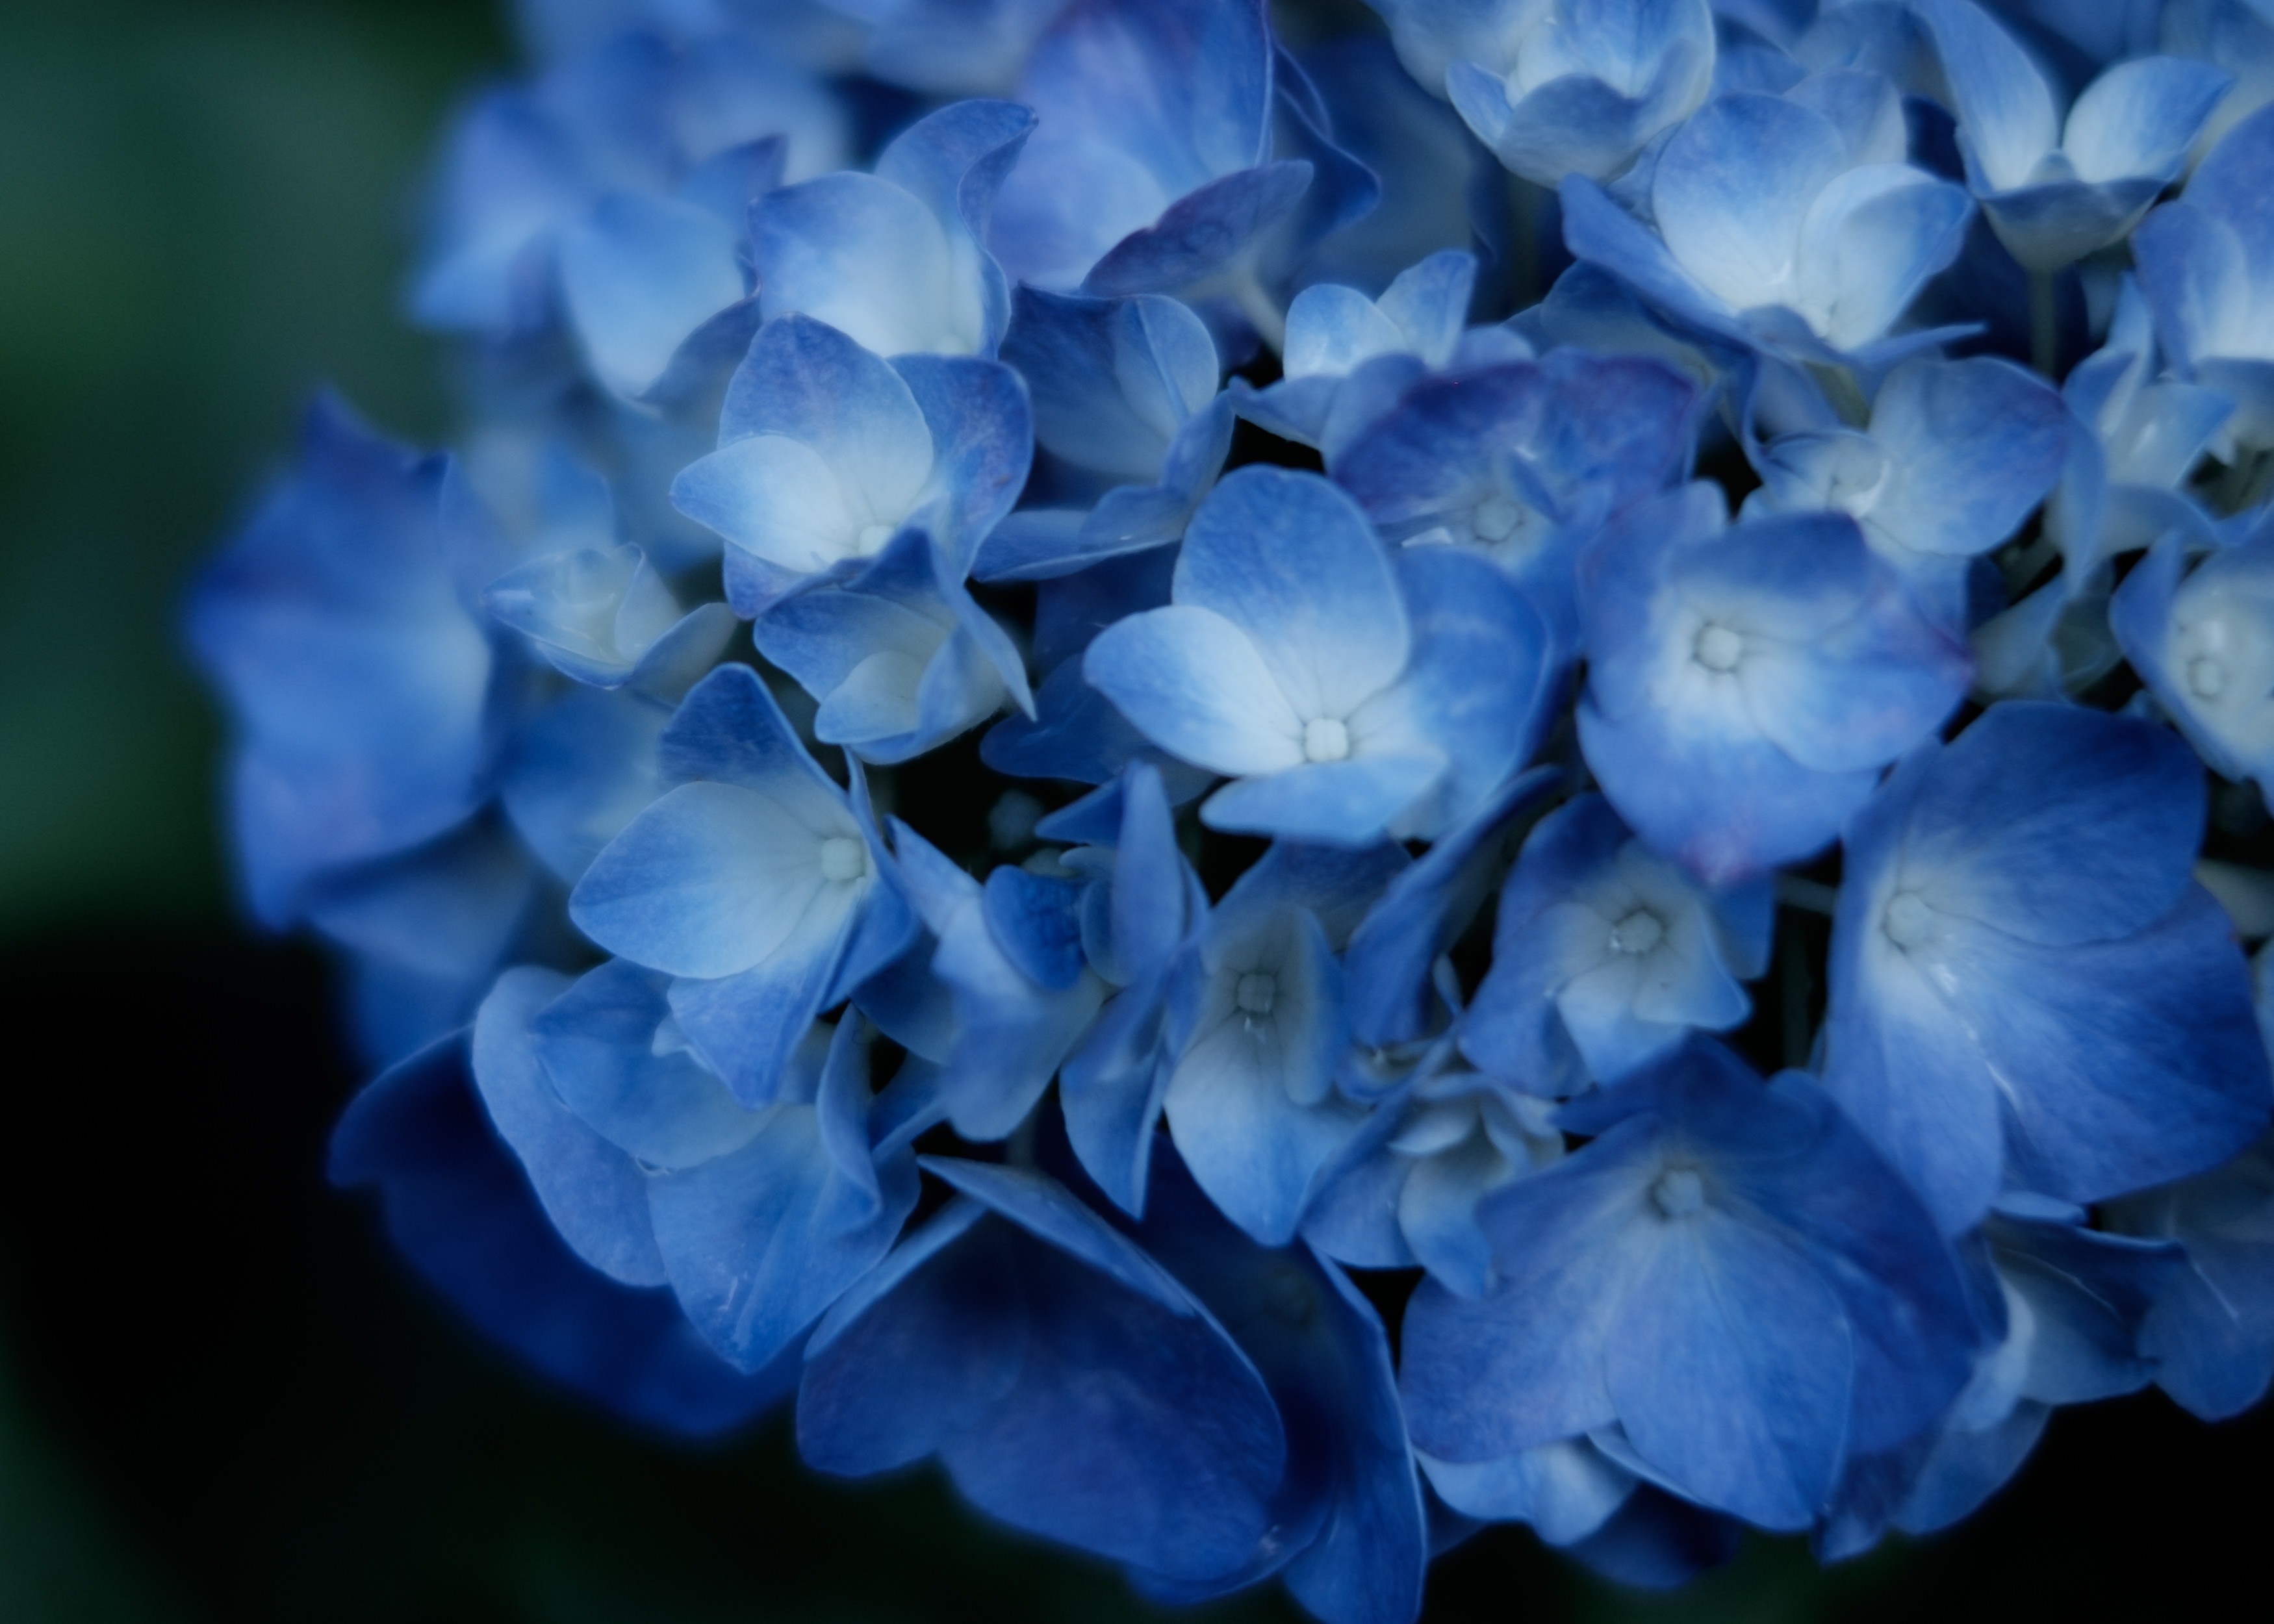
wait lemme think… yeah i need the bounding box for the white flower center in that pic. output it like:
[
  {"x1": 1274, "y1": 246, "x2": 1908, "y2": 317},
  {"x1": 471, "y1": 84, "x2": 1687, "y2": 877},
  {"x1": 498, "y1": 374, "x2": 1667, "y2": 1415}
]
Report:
[
  {"x1": 1302, "y1": 717, "x2": 1351, "y2": 763},
  {"x1": 1236, "y1": 972, "x2": 1278, "y2": 1017},
  {"x1": 1693, "y1": 623, "x2": 1744, "y2": 673},
  {"x1": 1883, "y1": 889, "x2": 1933, "y2": 948},
  {"x1": 2190, "y1": 656, "x2": 2228, "y2": 700},
  {"x1": 1609, "y1": 909, "x2": 1665, "y2": 956},
  {"x1": 855, "y1": 522, "x2": 895, "y2": 555},
  {"x1": 1652, "y1": 1167, "x2": 1706, "y2": 1219},
  {"x1": 1470, "y1": 493, "x2": 1525, "y2": 542},
  {"x1": 819, "y1": 837, "x2": 868, "y2": 883}
]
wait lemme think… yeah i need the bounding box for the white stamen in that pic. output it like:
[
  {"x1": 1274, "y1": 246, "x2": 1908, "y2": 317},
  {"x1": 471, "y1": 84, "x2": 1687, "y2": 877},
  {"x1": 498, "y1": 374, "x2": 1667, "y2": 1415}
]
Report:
[
  {"x1": 1609, "y1": 909, "x2": 1665, "y2": 956},
  {"x1": 819, "y1": 837, "x2": 867, "y2": 883},
  {"x1": 1302, "y1": 717, "x2": 1351, "y2": 763},
  {"x1": 1694, "y1": 623, "x2": 1744, "y2": 673}
]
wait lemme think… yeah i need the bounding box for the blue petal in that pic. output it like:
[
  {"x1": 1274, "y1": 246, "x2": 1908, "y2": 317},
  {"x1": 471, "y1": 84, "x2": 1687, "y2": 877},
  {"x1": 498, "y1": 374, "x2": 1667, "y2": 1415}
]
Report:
[
  {"x1": 186, "y1": 398, "x2": 495, "y2": 925},
  {"x1": 1166, "y1": 907, "x2": 1364, "y2": 1244},
  {"x1": 999, "y1": 286, "x2": 1221, "y2": 483},
  {"x1": 983, "y1": 866, "x2": 1089, "y2": 991},
  {"x1": 2062, "y1": 55, "x2": 2231, "y2": 186},
  {"x1": 1345, "y1": 767, "x2": 1562, "y2": 1048},
  {"x1": 797, "y1": 1185, "x2": 1286, "y2": 1581},
  {"x1": 1891, "y1": 702, "x2": 2206, "y2": 948},
  {"x1": 1355, "y1": 547, "x2": 1558, "y2": 838},
  {"x1": 530, "y1": 958, "x2": 767, "y2": 1170},
  {"x1": 1177, "y1": 467, "x2": 1412, "y2": 720},
  {"x1": 1200, "y1": 755, "x2": 1450, "y2": 846},
  {"x1": 1916, "y1": 0, "x2": 2058, "y2": 193},
  {"x1": 558, "y1": 192, "x2": 748, "y2": 400},
  {"x1": 1084, "y1": 604, "x2": 1308, "y2": 776},
  {"x1": 470, "y1": 967, "x2": 666, "y2": 1287},
  {"x1": 647, "y1": 1021, "x2": 920, "y2": 1373},
  {"x1": 1605, "y1": 1210, "x2": 1850, "y2": 1530},
  {"x1": 1084, "y1": 161, "x2": 1316, "y2": 296},
  {"x1": 1133, "y1": 1153, "x2": 1428, "y2": 1624},
  {"x1": 331, "y1": 1034, "x2": 787, "y2": 1436}
]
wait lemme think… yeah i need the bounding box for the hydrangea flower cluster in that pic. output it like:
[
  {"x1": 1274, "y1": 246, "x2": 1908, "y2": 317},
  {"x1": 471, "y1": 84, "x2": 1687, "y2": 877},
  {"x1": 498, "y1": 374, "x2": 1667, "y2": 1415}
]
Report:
[{"x1": 192, "y1": 0, "x2": 2274, "y2": 1611}]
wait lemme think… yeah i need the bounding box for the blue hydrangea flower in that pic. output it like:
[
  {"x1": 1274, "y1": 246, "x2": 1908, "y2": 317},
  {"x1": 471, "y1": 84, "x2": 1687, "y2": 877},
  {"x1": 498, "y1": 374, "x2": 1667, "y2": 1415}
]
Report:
[
  {"x1": 1332, "y1": 344, "x2": 1696, "y2": 649},
  {"x1": 1575, "y1": 483, "x2": 1971, "y2": 884},
  {"x1": 188, "y1": 396, "x2": 501, "y2": 928},
  {"x1": 568, "y1": 664, "x2": 917, "y2": 1104},
  {"x1": 986, "y1": 0, "x2": 1379, "y2": 341},
  {"x1": 1085, "y1": 466, "x2": 1557, "y2": 846},
  {"x1": 1438, "y1": 0, "x2": 1718, "y2": 187},
  {"x1": 978, "y1": 286, "x2": 1233, "y2": 580},
  {"x1": 2133, "y1": 100, "x2": 2274, "y2": 448},
  {"x1": 1560, "y1": 73, "x2": 1974, "y2": 365},
  {"x1": 1231, "y1": 249, "x2": 1489, "y2": 457},
  {"x1": 1743, "y1": 356, "x2": 2068, "y2": 631},
  {"x1": 1461, "y1": 794, "x2": 1772, "y2": 1094},
  {"x1": 196, "y1": 0, "x2": 2274, "y2": 1601},
  {"x1": 795, "y1": 1160, "x2": 1289, "y2": 1582},
  {"x1": 1303, "y1": 1060, "x2": 1566, "y2": 1291},
  {"x1": 330, "y1": 1027, "x2": 794, "y2": 1434},
  {"x1": 1160, "y1": 839, "x2": 1407, "y2": 1244},
  {"x1": 754, "y1": 99, "x2": 1036, "y2": 358},
  {"x1": 412, "y1": 26, "x2": 848, "y2": 339},
  {"x1": 1919, "y1": 0, "x2": 2231, "y2": 271},
  {"x1": 2112, "y1": 521, "x2": 2274, "y2": 811},
  {"x1": 1399, "y1": 1039, "x2": 1979, "y2": 1532},
  {"x1": 1824, "y1": 702, "x2": 2272, "y2": 1234},
  {"x1": 670, "y1": 313, "x2": 1032, "y2": 614},
  {"x1": 2107, "y1": 1130, "x2": 2274, "y2": 1421},
  {"x1": 474, "y1": 967, "x2": 927, "y2": 1374}
]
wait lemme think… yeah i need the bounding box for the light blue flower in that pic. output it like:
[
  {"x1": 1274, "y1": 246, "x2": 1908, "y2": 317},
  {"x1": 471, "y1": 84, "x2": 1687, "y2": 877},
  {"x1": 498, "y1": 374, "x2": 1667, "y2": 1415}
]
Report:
[
  {"x1": 977, "y1": 288, "x2": 1233, "y2": 581},
  {"x1": 880, "y1": 822, "x2": 1110, "y2": 1141},
  {"x1": 1303, "y1": 1061, "x2": 1566, "y2": 1292},
  {"x1": 187, "y1": 396, "x2": 500, "y2": 928},
  {"x1": 1461, "y1": 794, "x2": 1771, "y2": 1093},
  {"x1": 755, "y1": 527, "x2": 1032, "y2": 765},
  {"x1": 1918, "y1": 0, "x2": 2231, "y2": 271},
  {"x1": 1085, "y1": 467, "x2": 1557, "y2": 846},
  {"x1": 1399, "y1": 1039, "x2": 1979, "y2": 1532},
  {"x1": 671, "y1": 313, "x2": 1033, "y2": 614},
  {"x1": 988, "y1": 0, "x2": 1374, "y2": 327},
  {"x1": 1058, "y1": 764, "x2": 1214, "y2": 1215},
  {"x1": 1333, "y1": 345, "x2": 1696, "y2": 650},
  {"x1": 483, "y1": 543, "x2": 737, "y2": 694},
  {"x1": 754, "y1": 99, "x2": 1036, "y2": 358},
  {"x1": 1743, "y1": 356, "x2": 2069, "y2": 631},
  {"x1": 478, "y1": 961, "x2": 929, "y2": 1375},
  {"x1": 2133, "y1": 101, "x2": 2274, "y2": 448},
  {"x1": 1575, "y1": 483, "x2": 1971, "y2": 885},
  {"x1": 1231, "y1": 250, "x2": 1495, "y2": 457},
  {"x1": 1442, "y1": 0, "x2": 1718, "y2": 187},
  {"x1": 2110, "y1": 520, "x2": 2274, "y2": 805},
  {"x1": 412, "y1": 27, "x2": 849, "y2": 339},
  {"x1": 568, "y1": 663, "x2": 917, "y2": 1104},
  {"x1": 1824, "y1": 702, "x2": 2273, "y2": 1235},
  {"x1": 1162, "y1": 839, "x2": 1409, "y2": 1245},
  {"x1": 1560, "y1": 72, "x2": 1974, "y2": 364}
]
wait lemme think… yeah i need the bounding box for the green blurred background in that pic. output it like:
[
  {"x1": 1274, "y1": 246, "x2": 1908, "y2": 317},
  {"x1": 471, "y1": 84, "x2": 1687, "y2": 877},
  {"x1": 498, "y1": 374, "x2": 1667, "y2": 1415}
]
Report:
[{"x1": 0, "y1": 1, "x2": 2266, "y2": 1619}]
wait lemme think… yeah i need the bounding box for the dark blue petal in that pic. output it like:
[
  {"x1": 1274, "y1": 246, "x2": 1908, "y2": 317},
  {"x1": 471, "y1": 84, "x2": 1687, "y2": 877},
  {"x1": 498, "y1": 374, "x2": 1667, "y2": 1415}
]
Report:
[{"x1": 331, "y1": 1034, "x2": 786, "y2": 1436}]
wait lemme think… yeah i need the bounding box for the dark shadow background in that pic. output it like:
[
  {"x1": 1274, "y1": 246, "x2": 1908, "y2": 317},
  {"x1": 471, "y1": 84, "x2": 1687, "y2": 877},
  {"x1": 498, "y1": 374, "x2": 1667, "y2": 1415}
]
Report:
[{"x1": 0, "y1": 1, "x2": 2268, "y2": 1619}]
